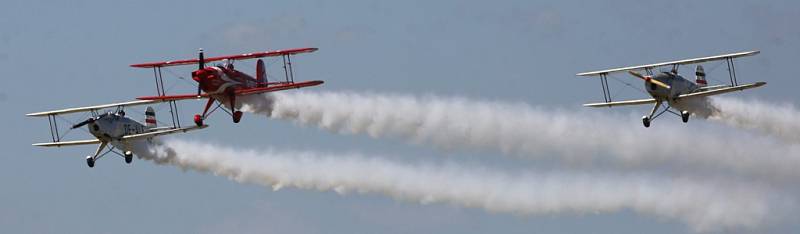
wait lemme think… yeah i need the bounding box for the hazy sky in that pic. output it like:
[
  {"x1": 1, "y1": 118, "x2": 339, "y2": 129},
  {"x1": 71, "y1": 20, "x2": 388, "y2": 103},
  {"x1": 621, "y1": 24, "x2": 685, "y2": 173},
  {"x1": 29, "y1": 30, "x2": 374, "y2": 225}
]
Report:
[{"x1": 2, "y1": 0, "x2": 798, "y2": 233}]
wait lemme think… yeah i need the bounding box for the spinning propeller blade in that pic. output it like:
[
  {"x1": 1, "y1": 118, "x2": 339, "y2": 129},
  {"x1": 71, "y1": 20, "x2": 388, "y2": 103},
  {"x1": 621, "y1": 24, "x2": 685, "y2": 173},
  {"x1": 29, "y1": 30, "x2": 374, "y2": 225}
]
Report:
[
  {"x1": 628, "y1": 71, "x2": 671, "y2": 89},
  {"x1": 71, "y1": 118, "x2": 95, "y2": 129},
  {"x1": 197, "y1": 48, "x2": 205, "y2": 96}
]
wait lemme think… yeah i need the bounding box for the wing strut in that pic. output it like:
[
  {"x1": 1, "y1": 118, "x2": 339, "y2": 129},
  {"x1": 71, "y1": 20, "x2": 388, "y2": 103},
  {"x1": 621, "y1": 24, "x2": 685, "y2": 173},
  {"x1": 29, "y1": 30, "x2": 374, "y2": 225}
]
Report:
[
  {"x1": 282, "y1": 55, "x2": 293, "y2": 83},
  {"x1": 281, "y1": 54, "x2": 300, "y2": 83},
  {"x1": 47, "y1": 114, "x2": 60, "y2": 142},
  {"x1": 599, "y1": 73, "x2": 612, "y2": 103},
  {"x1": 151, "y1": 66, "x2": 181, "y2": 128},
  {"x1": 726, "y1": 58, "x2": 739, "y2": 86}
]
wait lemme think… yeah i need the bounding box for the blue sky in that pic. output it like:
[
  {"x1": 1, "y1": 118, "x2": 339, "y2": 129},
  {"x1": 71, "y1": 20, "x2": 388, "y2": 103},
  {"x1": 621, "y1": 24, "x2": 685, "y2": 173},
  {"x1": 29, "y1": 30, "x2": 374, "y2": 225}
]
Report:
[{"x1": 2, "y1": 0, "x2": 798, "y2": 233}]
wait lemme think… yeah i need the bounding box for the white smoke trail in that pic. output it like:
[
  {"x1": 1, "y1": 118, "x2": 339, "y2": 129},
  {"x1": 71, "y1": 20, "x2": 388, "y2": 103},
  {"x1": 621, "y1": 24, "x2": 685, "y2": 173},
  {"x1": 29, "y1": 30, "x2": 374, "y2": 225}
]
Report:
[
  {"x1": 709, "y1": 97, "x2": 800, "y2": 143},
  {"x1": 134, "y1": 139, "x2": 776, "y2": 232},
  {"x1": 239, "y1": 91, "x2": 800, "y2": 180}
]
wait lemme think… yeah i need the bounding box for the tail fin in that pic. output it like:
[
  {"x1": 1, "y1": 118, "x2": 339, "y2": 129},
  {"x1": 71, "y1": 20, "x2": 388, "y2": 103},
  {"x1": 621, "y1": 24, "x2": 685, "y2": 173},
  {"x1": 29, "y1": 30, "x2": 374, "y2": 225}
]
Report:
[
  {"x1": 145, "y1": 106, "x2": 156, "y2": 128},
  {"x1": 256, "y1": 59, "x2": 267, "y2": 86},
  {"x1": 695, "y1": 65, "x2": 707, "y2": 87}
]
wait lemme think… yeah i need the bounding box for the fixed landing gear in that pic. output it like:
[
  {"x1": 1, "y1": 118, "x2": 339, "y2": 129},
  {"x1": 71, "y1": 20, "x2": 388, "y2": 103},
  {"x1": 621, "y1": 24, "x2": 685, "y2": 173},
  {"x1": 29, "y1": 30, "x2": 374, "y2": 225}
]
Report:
[
  {"x1": 124, "y1": 151, "x2": 133, "y2": 164},
  {"x1": 194, "y1": 114, "x2": 204, "y2": 127},
  {"x1": 681, "y1": 111, "x2": 690, "y2": 123},
  {"x1": 86, "y1": 156, "x2": 95, "y2": 168},
  {"x1": 642, "y1": 116, "x2": 651, "y2": 128},
  {"x1": 193, "y1": 95, "x2": 244, "y2": 126},
  {"x1": 233, "y1": 111, "x2": 243, "y2": 123},
  {"x1": 195, "y1": 111, "x2": 243, "y2": 125}
]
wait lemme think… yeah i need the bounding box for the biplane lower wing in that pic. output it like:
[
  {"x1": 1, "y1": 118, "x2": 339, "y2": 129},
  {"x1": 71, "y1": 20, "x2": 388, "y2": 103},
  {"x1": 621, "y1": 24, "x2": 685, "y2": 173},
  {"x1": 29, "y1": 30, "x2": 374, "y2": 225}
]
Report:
[
  {"x1": 33, "y1": 139, "x2": 102, "y2": 147},
  {"x1": 122, "y1": 125, "x2": 207, "y2": 141},
  {"x1": 584, "y1": 82, "x2": 766, "y2": 108},
  {"x1": 676, "y1": 82, "x2": 766, "y2": 100},
  {"x1": 584, "y1": 98, "x2": 658, "y2": 108},
  {"x1": 136, "y1": 80, "x2": 324, "y2": 101},
  {"x1": 137, "y1": 94, "x2": 210, "y2": 101},
  {"x1": 32, "y1": 125, "x2": 207, "y2": 147}
]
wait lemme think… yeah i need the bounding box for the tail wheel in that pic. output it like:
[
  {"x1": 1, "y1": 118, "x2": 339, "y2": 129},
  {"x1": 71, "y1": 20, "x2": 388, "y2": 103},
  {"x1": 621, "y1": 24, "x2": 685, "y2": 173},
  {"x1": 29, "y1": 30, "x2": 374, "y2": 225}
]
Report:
[
  {"x1": 642, "y1": 116, "x2": 651, "y2": 128},
  {"x1": 233, "y1": 111, "x2": 243, "y2": 123},
  {"x1": 194, "y1": 114, "x2": 204, "y2": 126},
  {"x1": 681, "y1": 111, "x2": 690, "y2": 123},
  {"x1": 124, "y1": 152, "x2": 133, "y2": 164},
  {"x1": 86, "y1": 156, "x2": 95, "y2": 168}
]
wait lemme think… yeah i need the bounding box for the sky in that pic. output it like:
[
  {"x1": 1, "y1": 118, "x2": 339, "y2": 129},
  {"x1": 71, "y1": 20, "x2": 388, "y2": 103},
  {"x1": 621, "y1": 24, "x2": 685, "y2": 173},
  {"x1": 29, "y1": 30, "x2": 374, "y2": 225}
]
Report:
[{"x1": 1, "y1": 0, "x2": 798, "y2": 233}]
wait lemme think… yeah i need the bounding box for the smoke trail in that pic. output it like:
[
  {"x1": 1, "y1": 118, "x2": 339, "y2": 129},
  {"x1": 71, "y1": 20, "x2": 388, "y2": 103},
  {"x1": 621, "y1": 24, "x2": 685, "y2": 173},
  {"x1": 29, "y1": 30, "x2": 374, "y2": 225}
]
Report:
[
  {"x1": 133, "y1": 139, "x2": 775, "y2": 232},
  {"x1": 709, "y1": 97, "x2": 800, "y2": 143},
  {"x1": 239, "y1": 91, "x2": 800, "y2": 180}
]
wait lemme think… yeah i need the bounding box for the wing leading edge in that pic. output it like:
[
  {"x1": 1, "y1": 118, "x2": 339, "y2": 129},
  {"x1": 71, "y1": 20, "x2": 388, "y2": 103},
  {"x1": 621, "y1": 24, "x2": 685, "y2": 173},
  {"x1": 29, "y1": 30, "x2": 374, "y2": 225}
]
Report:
[
  {"x1": 584, "y1": 98, "x2": 658, "y2": 108},
  {"x1": 33, "y1": 139, "x2": 102, "y2": 147}
]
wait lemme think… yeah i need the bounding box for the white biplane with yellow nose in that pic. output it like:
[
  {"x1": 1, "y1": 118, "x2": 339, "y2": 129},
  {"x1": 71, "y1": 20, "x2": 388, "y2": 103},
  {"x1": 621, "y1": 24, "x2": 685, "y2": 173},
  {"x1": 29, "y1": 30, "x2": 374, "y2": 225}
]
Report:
[
  {"x1": 577, "y1": 50, "x2": 766, "y2": 127},
  {"x1": 27, "y1": 100, "x2": 206, "y2": 167}
]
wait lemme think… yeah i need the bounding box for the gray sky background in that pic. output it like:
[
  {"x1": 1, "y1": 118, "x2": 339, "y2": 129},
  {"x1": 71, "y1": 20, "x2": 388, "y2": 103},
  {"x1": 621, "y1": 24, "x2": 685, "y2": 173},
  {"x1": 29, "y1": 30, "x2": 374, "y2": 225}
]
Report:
[{"x1": 1, "y1": 0, "x2": 798, "y2": 233}]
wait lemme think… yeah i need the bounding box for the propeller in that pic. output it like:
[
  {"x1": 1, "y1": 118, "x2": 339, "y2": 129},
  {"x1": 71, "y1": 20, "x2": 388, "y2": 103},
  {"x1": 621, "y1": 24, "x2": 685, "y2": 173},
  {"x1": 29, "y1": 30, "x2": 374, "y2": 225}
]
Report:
[
  {"x1": 197, "y1": 48, "x2": 205, "y2": 96},
  {"x1": 72, "y1": 118, "x2": 96, "y2": 129},
  {"x1": 71, "y1": 113, "x2": 109, "y2": 129},
  {"x1": 628, "y1": 70, "x2": 671, "y2": 89}
]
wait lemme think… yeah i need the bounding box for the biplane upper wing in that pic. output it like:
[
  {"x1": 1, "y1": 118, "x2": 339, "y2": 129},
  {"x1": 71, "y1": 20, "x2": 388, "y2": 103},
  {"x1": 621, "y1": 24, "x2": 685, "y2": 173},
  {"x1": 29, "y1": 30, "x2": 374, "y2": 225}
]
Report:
[
  {"x1": 677, "y1": 82, "x2": 767, "y2": 100},
  {"x1": 576, "y1": 51, "x2": 760, "y2": 77},
  {"x1": 26, "y1": 100, "x2": 160, "y2": 117},
  {"x1": 130, "y1": 48, "x2": 318, "y2": 68},
  {"x1": 122, "y1": 125, "x2": 208, "y2": 141},
  {"x1": 33, "y1": 139, "x2": 102, "y2": 147},
  {"x1": 583, "y1": 98, "x2": 658, "y2": 108}
]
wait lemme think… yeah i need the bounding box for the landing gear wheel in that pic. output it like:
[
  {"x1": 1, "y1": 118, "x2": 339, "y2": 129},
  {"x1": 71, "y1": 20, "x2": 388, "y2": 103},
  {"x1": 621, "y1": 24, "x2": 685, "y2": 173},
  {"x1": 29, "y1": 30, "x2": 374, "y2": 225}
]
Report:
[
  {"x1": 642, "y1": 116, "x2": 651, "y2": 128},
  {"x1": 681, "y1": 111, "x2": 690, "y2": 123},
  {"x1": 86, "y1": 156, "x2": 95, "y2": 168},
  {"x1": 124, "y1": 151, "x2": 133, "y2": 164},
  {"x1": 233, "y1": 111, "x2": 243, "y2": 123},
  {"x1": 194, "y1": 114, "x2": 204, "y2": 126}
]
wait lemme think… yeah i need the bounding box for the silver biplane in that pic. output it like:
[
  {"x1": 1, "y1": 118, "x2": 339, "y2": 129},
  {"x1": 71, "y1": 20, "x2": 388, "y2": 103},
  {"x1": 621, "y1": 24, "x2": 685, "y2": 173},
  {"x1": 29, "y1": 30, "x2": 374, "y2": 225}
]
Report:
[
  {"x1": 27, "y1": 100, "x2": 206, "y2": 167},
  {"x1": 577, "y1": 50, "x2": 766, "y2": 127}
]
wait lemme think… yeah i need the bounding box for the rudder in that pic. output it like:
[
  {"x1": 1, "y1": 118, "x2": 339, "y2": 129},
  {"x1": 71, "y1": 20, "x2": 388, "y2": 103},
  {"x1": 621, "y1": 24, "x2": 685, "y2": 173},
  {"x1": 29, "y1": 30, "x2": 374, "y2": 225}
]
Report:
[
  {"x1": 145, "y1": 106, "x2": 156, "y2": 128},
  {"x1": 695, "y1": 65, "x2": 707, "y2": 87},
  {"x1": 256, "y1": 59, "x2": 267, "y2": 86}
]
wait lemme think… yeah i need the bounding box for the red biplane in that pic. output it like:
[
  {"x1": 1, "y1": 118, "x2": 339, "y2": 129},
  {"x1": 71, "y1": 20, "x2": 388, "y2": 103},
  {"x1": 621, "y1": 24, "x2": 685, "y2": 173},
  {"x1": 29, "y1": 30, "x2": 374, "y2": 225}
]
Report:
[{"x1": 131, "y1": 48, "x2": 323, "y2": 126}]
